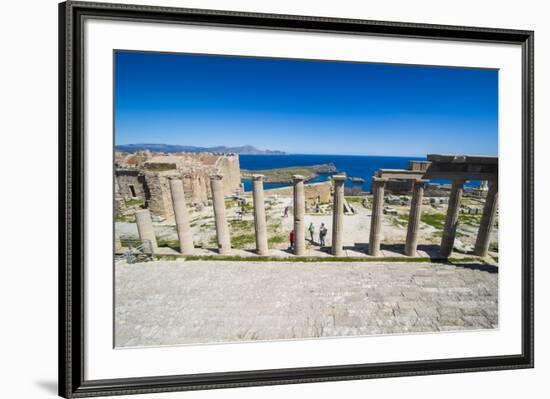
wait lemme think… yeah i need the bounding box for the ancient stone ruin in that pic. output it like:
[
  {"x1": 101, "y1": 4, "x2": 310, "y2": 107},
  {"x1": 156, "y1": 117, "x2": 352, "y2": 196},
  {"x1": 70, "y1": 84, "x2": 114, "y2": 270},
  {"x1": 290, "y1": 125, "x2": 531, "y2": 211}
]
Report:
[
  {"x1": 120, "y1": 153, "x2": 498, "y2": 259},
  {"x1": 115, "y1": 151, "x2": 241, "y2": 221}
]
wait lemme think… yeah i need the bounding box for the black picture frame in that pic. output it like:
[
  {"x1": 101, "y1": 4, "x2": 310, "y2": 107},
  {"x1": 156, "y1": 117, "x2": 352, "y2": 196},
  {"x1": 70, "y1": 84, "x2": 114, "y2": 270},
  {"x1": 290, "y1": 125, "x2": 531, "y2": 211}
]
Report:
[{"x1": 59, "y1": 1, "x2": 534, "y2": 397}]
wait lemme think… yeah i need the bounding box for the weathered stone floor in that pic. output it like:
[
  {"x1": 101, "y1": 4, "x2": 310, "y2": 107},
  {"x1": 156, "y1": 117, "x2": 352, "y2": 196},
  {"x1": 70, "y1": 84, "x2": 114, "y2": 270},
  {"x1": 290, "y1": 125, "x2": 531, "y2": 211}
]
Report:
[{"x1": 115, "y1": 260, "x2": 498, "y2": 348}]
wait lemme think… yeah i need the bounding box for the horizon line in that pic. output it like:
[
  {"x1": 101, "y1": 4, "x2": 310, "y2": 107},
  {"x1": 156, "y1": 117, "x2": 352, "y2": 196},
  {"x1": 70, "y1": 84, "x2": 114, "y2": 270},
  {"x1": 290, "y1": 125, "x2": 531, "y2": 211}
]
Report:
[{"x1": 114, "y1": 143, "x2": 499, "y2": 158}]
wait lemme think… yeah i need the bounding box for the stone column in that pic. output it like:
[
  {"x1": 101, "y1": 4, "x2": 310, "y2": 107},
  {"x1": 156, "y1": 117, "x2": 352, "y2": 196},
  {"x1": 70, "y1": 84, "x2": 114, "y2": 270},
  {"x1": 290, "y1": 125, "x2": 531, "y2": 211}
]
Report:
[
  {"x1": 169, "y1": 178, "x2": 194, "y2": 255},
  {"x1": 135, "y1": 209, "x2": 158, "y2": 253},
  {"x1": 210, "y1": 174, "x2": 231, "y2": 255},
  {"x1": 474, "y1": 180, "x2": 498, "y2": 257},
  {"x1": 368, "y1": 177, "x2": 386, "y2": 256},
  {"x1": 405, "y1": 179, "x2": 426, "y2": 256},
  {"x1": 293, "y1": 175, "x2": 306, "y2": 256},
  {"x1": 440, "y1": 179, "x2": 466, "y2": 258},
  {"x1": 252, "y1": 174, "x2": 269, "y2": 256},
  {"x1": 331, "y1": 175, "x2": 346, "y2": 256}
]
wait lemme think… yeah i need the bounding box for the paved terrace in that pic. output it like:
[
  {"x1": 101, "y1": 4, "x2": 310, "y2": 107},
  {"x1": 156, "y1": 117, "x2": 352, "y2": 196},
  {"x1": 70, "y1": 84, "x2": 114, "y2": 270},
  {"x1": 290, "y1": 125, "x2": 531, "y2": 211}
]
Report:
[{"x1": 115, "y1": 260, "x2": 498, "y2": 347}]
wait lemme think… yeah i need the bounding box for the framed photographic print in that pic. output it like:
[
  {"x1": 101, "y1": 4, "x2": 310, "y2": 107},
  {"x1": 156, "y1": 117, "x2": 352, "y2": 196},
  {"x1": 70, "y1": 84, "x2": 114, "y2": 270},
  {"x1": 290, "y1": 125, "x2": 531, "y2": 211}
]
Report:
[{"x1": 59, "y1": 1, "x2": 534, "y2": 397}]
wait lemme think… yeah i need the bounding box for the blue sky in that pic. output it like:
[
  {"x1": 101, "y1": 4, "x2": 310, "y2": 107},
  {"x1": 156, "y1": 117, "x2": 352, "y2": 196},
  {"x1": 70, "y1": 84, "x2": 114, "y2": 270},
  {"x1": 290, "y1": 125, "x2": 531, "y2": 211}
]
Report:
[{"x1": 115, "y1": 51, "x2": 498, "y2": 157}]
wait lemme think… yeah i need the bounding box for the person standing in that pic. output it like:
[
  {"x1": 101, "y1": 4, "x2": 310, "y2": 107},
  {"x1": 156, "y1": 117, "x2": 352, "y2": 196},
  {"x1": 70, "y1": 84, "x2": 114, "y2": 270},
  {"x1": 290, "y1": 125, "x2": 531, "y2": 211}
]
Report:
[
  {"x1": 319, "y1": 222, "x2": 327, "y2": 247},
  {"x1": 308, "y1": 222, "x2": 315, "y2": 244},
  {"x1": 289, "y1": 229, "x2": 295, "y2": 250}
]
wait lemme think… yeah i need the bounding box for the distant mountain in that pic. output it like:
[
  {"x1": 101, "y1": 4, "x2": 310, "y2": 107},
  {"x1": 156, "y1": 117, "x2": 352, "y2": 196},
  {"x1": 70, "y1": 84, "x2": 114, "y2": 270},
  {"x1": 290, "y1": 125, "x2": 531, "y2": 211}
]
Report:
[{"x1": 115, "y1": 143, "x2": 286, "y2": 155}]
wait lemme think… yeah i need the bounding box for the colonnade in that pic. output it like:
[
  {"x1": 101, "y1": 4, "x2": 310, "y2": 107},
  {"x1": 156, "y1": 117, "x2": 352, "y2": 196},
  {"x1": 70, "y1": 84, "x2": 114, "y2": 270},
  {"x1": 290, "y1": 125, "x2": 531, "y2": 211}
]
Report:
[
  {"x1": 368, "y1": 177, "x2": 429, "y2": 257},
  {"x1": 368, "y1": 177, "x2": 498, "y2": 258},
  {"x1": 133, "y1": 173, "x2": 498, "y2": 258}
]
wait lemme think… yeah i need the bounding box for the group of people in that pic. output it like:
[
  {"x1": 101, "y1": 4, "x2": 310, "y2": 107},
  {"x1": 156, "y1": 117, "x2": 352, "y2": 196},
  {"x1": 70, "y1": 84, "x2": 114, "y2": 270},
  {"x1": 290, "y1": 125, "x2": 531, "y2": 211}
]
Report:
[{"x1": 289, "y1": 222, "x2": 328, "y2": 250}]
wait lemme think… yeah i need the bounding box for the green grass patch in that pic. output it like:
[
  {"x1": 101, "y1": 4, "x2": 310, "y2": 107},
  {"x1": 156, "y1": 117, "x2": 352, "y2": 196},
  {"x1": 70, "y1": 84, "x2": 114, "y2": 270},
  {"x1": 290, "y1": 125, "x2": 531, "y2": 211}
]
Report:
[
  {"x1": 208, "y1": 235, "x2": 218, "y2": 246},
  {"x1": 391, "y1": 213, "x2": 409, "y2": 227},
  {"x1": 345, "y1": 196, "x2": 364, "y2": 204},
  {"x1": 421, "y1": 212, "x2": 446, "y2": 229},
  {"x1": 157, "y1": 238, "x2": 180, "y2": 252},
  {"x1": 115, "y1": 214, "x2": 136, "y2": 223},
  {"x1": 458, "y1": 214, "x2": 482, "y2": 227},
  {"x1": 229, "y1": 219, "x2": 254, "y2": 230},
  {"x1": 225, "y1": 199, "x2": 239, "y2": 208},
  {"x1": 231, "y1": 233, "x2": 256, "y2": 248},
  {"x1": 119, "y1": 238, "x2": 141, "y2": 247},
  {"x1": 241, "y1": 164, "x2": 335, "y2": 183},
  {"x1": 124, "y1": 197, "x2": 144, "y2": 207},
  {"x1": 429, "y1": 230, "x2": 443, "y2": 243},
  {"x1": 229, "y1": 219, "x2": 257, "y2": 248},
  {"x1": 268, "y1": 234, "x2": 287, "y2": 245}
]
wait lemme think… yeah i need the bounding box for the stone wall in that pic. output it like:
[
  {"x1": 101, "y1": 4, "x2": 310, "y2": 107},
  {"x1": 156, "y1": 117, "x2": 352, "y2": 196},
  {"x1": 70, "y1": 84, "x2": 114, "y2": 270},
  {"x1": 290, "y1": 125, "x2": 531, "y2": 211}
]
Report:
[
  {"x1": 116, "y1": 152, "x2": 242, "y2": 220},
  {"x1": 144, "y1": 171, "x2": 178, "y2": 221},
  {"x1": 116, "y1": 169, "x2": 146, "y2": 199},
  {"x1": 265, "y1": 181, "x2": 333, "y2": 206},
  {"x1": 216, "y1": 154, "x2": 241, "y2": 196}
]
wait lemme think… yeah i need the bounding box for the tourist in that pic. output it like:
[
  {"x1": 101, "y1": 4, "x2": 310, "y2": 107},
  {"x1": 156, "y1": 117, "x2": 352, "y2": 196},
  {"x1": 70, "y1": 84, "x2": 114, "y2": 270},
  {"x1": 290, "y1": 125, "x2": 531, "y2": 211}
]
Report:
[
  {"x1": 289, "y1": 229, "x2": 295, "y2": 250},
  {"x1": 308, "y1": 222, "x2": 315, "y2": 244},
  {"x1": 319, "y1": 223, "x2": 327, "y2": 247},
  {"x1": 283, "y1": 206, "x2": 289, "y2": 218}
]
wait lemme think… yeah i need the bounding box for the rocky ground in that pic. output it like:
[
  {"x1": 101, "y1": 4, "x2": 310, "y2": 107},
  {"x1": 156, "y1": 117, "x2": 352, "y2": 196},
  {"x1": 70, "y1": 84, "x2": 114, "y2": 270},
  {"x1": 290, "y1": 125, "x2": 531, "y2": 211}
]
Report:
[{"x1": 115, "y1": 260, "x2": 498, "y2": 347}]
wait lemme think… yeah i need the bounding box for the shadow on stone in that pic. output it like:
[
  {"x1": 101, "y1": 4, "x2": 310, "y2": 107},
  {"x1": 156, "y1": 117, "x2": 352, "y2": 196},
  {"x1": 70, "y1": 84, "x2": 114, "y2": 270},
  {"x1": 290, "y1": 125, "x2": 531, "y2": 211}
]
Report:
[
  {"x1": 281, "y1": 247, "x2": 294, "y2": 255},
  {"x1": 380, "y1": 243, "x2": 406, "y2": 256},
  {"x1": 417, "y1": 244, "x2": 444, "y2": 259},
  {"x1": 448, "y1": 262, "x2": 499, "y2": 274},
  {"x1": 348, "y1": 243, "x2": 369, "y2": 253},
  {"x1": 318, "y1": 246, "x2": 332, "y2": 254},
  {"x1": 205, "y1": 248, "x2": 221, "y2": 255}
]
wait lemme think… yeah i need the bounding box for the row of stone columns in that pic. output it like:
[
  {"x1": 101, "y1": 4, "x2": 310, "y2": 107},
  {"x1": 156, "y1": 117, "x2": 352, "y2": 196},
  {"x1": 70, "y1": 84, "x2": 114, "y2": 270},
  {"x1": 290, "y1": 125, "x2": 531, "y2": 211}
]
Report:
[
  {"x1": 368, "y1": 177, "x2": 428, "y2": 257},
  {"x1": 439, "y1": 178, "x2": 499, "y2": 258},
  {"x1": 133, "y1": 174, "x2": 269, "y2": 256},
  {"x1": 291, "y1": 174, "x2": 347, "y2": 256},
  {"x1": 368, "y1": 176, "x2": 498, "y2": 258},
  {"x1": 134, "y1": 177, "x2": 198, "y2": 255},
  {"x1": 134, "y1": 173, "x2": 497, "y2": 259},
  {"x1": 133, "y1": 174, "x2": 261, "y2": 256}
]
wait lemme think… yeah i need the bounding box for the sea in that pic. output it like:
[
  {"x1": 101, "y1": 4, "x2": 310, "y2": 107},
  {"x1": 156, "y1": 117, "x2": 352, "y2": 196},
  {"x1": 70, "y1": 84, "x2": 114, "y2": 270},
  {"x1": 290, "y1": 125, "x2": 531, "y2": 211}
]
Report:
[{"x1": 239, "y1": 154, "x2": 479, "y2": 192}]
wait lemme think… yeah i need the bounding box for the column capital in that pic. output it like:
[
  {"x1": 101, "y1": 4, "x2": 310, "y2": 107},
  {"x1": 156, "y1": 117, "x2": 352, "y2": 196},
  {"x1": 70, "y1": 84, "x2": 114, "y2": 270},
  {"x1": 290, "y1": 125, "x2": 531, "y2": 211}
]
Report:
[
  {"x1": 372, "y1": 176, "x2": 388, "y2": 185},
  {"x1": 292, "y1": 174, "x2": 305, "y2": 182},
  {"x1": 332, "y1": 174, "x2": 346, "y2": 182},
  {"x1": 372, "y1": 176, "x2": 388, "y2": 182},
  {"x1": 210, "y1": 173, "x2": 224, "y2": 181},
  {"x1": 252, "y1": 174, "x2": 264, "y2": 181}
]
